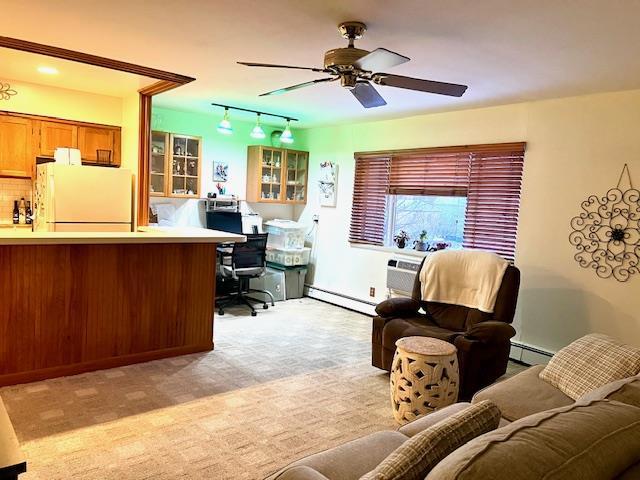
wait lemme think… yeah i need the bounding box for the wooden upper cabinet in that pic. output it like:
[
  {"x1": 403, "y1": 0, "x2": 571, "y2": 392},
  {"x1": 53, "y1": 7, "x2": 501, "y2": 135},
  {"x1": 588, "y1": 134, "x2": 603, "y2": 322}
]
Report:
[
  {"x1": 0, "y1": 116, "x2": 33, "y2": 178},
  {"x1": 246, "y1": 145, "x2": 309, "y2": 204},
  {"x1": 78, "y1": 126, "x2": 121, "y2": 166},
  {"x1": 38, "y1": 121, "x2": 78, "y2": 157},
  {"x1": 0, "y1": 112, "x2": 122, "y2": 178}
]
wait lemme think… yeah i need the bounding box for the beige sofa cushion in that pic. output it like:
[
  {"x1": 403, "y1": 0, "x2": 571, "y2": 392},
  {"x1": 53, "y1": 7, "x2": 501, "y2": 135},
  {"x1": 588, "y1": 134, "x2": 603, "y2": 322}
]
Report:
[
  {"x1": 472, "y1": 365, "x2": 573, "y2": 421},
  {"x1": 266, "y1": 431, "x2": 408, "y2": 480},
  {"x1": 539, "y1": 334, "x2": 640, "y2": 399},
  {"x1": 359, "y1": 401, "x2": 500, "y2": 480},
  {"x1": 426, "y1": 399, "x2": 640, "y2": 480},
  {"x1": 578, "y1": 374, "x2": 640, "y2": 407}
]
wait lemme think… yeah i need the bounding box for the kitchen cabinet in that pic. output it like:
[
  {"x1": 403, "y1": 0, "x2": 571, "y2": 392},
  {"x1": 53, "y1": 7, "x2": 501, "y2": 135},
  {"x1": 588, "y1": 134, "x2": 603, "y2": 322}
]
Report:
[
  {"x1": 78, "y1": 126, "x2": 121, "y2": 166},
  {"x1": 0, "y1": 115, "x2": 33, "y2": 178},
  {"x1": 38, "y1": 121, "x2": 77, "y2": 157},
  {"x1": 150, "y1": 131, "x2": 202, "y2": 198},
  {"x1": 0, "y1": 112, "x2": 122, "y2": 178},
  {"x1": 246, "y1": 145, "x2": 308, "y2": 204}
]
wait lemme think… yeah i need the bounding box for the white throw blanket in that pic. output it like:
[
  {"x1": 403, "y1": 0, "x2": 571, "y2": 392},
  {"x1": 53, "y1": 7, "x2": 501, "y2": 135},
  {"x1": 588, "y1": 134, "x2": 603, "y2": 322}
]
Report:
[{"x1": 419, "y1": 249, "x2": 509, "y2": 313}]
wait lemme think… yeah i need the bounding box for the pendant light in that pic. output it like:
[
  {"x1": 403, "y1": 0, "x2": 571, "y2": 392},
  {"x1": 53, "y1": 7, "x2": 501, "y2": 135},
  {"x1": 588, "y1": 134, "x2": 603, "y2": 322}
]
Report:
[
  {"x1": 217, "y1": 107, "x2": 233, "y2": 135},
  {"x1": 250, "y1": 113, "x2": 266, "y2": 139},
  {"x1": 280, "y1": 119, "x2": 294, "y2": 144}
]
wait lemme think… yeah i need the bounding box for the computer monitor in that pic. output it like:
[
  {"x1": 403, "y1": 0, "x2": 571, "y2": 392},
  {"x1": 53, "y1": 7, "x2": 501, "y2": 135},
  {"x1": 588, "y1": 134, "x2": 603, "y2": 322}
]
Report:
[{"x1": 206, "y1": 211, "x2": 243, "y2": 234}]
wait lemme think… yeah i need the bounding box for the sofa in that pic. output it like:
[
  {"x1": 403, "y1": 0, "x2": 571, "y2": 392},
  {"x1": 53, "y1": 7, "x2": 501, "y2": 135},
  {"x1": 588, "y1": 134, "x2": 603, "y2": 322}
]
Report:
[
  {"x1": 266, "y1": 335, "x2": 640, "y2": 479},
  {"x1": 372, "y1": 258, "x2": 520, "y2": 399}
]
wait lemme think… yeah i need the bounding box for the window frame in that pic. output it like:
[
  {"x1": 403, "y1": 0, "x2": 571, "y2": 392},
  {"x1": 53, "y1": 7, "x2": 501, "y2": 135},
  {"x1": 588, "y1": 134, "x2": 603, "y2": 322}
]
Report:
[{"x1": 350, "y1": 143, "x2": 526, "y2": 260}]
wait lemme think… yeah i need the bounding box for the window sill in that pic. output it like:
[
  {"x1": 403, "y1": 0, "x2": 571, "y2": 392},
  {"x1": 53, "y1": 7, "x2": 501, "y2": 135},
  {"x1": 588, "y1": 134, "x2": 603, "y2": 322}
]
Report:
[{"x1": 350, "y1": 243, "x2": 431, "y2": 258}]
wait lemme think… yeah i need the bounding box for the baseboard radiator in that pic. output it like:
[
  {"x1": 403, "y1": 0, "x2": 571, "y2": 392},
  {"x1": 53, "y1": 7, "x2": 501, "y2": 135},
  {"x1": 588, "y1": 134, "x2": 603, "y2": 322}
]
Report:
[{"x1": 304, "y1": 284, "x2": 554, "y2": 365}]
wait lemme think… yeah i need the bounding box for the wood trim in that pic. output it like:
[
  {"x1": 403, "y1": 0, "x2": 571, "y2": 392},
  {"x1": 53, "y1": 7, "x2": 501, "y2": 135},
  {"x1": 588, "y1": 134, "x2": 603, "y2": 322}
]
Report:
[
  {"x1": 355, "y1": 142, "x2": 527, "y2": 159},
  {"x1": 0, "y1": 343, "x2": 213, "y2": 387},
  {"x1": 0, "y1": 36, "x2": 195, "y2": 85},
  {"x1": 0, "y1": 110, "x2": 120, "y2": 130},
  {"x1": 138, "y1": 93, "x2": 152, "y2": 226},
  {"x1": 139, "y1": 80, "x2": 182, "y2": 96}
]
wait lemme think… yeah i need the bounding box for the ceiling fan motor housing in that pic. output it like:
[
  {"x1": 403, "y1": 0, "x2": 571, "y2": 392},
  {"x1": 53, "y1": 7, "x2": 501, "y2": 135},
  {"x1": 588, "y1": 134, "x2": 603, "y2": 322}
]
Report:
[{"x1": 324, "y1": 47, "x2": 369, "y2": 71}]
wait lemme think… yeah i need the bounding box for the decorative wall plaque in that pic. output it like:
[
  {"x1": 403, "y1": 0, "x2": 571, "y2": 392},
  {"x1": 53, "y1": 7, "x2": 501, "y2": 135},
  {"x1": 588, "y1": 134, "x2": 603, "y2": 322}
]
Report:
[
  {"x1": 0, "y1": 82, "x2": 17, "y2": 100},
  {"x1": 569, "y1": 164, "x2": 639, "y2": 282}
]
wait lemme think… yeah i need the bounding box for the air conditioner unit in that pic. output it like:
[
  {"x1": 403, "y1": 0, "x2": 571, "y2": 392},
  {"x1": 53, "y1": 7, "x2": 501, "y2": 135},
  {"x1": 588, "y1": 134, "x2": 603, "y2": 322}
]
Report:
[{"x1": 386, "y1": 257, "x2": 422, "y2": 297}]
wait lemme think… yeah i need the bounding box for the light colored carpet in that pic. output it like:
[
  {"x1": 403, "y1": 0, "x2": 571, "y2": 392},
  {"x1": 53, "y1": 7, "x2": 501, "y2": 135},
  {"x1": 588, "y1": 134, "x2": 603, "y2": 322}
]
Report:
[
  {"x1": 1, "y1": 299, "x2": 396, "y2": 479},
  {"x1": 1, "y1": 298, "x2": 525, "y2": 479}
]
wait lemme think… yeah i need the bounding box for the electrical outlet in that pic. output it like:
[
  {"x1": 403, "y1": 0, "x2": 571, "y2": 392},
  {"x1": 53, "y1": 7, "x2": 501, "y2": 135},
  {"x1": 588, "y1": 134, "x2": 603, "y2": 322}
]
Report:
[{"x1": 369, "y1": 287, "x2": 375, "y2": 297}]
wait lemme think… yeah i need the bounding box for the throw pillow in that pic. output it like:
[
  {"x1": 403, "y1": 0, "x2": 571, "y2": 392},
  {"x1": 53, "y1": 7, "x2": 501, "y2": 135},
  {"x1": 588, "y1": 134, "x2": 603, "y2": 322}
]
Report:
[
  {"x1": 539, "y1": 333, "x2": 640, "y2": 400},
  {"x1": 359, "y1": 400, "x2": 501, "y2": 480}
]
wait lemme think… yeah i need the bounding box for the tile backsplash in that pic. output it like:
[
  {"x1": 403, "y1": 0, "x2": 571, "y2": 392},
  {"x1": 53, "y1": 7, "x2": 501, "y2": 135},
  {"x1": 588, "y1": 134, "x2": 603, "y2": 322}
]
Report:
[{"x1": 0, "y1": 178, "x2": 33, "y2": 223}]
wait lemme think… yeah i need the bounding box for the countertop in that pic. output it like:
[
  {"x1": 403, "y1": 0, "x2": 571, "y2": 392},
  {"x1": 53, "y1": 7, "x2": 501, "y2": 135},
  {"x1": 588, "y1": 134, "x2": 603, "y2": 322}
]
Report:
[{"x1": 0, "y1": 226, "x2": 245, "y2": 245}]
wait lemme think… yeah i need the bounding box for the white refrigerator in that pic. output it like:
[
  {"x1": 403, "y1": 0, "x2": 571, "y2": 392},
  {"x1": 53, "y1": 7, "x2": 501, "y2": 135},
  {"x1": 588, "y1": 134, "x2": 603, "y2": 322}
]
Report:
[{"x1": 34, "y1": 163, "x2": 133, "y2": 232}]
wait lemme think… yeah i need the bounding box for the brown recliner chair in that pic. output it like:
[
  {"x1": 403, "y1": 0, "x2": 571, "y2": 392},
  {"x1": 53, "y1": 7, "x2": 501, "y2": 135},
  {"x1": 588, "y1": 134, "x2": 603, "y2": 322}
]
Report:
[{"x1": 372, "y1": 257, "x2": 520, "y2": 400}]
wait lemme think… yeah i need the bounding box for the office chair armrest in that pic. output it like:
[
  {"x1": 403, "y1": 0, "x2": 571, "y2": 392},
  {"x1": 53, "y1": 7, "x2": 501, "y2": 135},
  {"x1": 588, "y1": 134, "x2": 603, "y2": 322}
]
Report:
[
  {"x1": 375, "y1": 297, "x2": 421, "y2": 318},
  {"x1": 464, "y1": 321, "x2": 516, "y2": 344}
]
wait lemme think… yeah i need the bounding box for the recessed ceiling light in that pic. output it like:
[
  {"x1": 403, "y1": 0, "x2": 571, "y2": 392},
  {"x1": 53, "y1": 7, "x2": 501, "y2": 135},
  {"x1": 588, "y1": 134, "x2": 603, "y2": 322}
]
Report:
[{"x1": 37, "y1": 66, "x2": 59, "y2": 75}]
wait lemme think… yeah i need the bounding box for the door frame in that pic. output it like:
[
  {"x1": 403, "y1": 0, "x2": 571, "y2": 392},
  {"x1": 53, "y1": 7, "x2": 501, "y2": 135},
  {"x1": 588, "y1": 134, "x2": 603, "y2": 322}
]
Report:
[{"x1": 0, "y1": 36, "x2": 195, "y2": 226}]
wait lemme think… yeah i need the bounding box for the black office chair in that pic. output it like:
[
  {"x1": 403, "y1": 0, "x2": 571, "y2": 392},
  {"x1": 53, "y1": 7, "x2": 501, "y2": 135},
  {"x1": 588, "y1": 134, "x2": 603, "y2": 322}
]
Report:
[{"x1": 216, "y1": 233, "x2": 275, "y2": 317}]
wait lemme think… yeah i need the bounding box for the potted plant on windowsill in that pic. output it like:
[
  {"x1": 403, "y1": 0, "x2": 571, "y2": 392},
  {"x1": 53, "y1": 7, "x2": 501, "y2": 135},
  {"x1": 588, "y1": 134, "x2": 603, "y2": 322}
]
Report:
[
  {"x1": 393, "y1": 230, "x2": 410, "y2": 249},
  {"x1": 414, "y1": 230, "x2": 428, "y2": 251}
]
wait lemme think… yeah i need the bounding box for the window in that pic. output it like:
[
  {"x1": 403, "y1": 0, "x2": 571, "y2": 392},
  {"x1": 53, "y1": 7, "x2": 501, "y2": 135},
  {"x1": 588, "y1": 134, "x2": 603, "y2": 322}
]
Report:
[
  {"x1": 349, "y1": 143, "x2": 526, "y2": 260},
  {"x1": 385, "y1": 194, "x2": 467, "y2": 249}
]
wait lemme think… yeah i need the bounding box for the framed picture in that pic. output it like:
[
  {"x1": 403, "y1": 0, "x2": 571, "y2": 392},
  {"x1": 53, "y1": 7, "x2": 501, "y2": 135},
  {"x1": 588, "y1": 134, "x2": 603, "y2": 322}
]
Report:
[
  {"x1": 319, "y1": 161, "x2": 338, "y2": 207},
  {"x1": 213, "y1": 161, "x2": 229, "y2": 182}
]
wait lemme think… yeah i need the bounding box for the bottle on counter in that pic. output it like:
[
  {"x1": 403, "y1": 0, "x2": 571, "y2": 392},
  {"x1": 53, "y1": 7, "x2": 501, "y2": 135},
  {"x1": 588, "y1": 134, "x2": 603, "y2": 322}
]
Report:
[
  {"x1": 12, "y1": 200, "x2": 19, "y2": 224},
  {"x1": 25, "y1": 201, "x2": 33, "y2": 225},
  {"x1": 18, "y1": 198, "x2": 26, "y2": 224}
]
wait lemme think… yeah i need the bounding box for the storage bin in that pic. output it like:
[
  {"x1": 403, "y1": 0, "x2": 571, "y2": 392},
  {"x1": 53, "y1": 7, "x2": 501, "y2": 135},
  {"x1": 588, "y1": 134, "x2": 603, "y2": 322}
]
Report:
[
  {"x1": 264, "y1": 220, "x2": 307, "y2": 249},
  {"x1": 266, "y1": 247, "x2": 311, "y2": 267},
  {"x1": 249, "y1": 268, "x2": 286, "y2": 302}
]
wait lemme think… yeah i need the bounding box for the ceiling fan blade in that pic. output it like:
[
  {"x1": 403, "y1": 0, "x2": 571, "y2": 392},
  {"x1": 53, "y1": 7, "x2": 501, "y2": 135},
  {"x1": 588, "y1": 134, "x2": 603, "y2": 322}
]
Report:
[
  {"x1": 238, "y1": 61, "x2": 327, "y2": 73},
  {"x1": 373, "y1": 73, "x2": 468, "y2": 97},
  {"x1": 354, "y1": 48, "x2": 410, "y2": 71},
  {"x1": 350, "y1": 81, "x2": 387, "y2": 108},
  {"x1": 260, "y1": 77, "x2": 335, "y2": 96}
]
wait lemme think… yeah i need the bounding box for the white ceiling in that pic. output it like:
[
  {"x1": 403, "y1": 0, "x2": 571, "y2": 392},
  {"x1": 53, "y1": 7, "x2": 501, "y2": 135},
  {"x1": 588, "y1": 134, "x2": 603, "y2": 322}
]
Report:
[
  {"x1": 0, "y1": 48, "x2": 156, "y2": 98},
  {"x1": 2, "y1": 0, "x2": 640, "y2": 127}
]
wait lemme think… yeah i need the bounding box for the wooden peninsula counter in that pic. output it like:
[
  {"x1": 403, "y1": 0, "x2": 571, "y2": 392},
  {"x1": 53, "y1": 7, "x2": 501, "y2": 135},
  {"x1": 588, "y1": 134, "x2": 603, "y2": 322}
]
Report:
[{"x1": 0, "y1": 227, "x2": 245, "y2": 386}]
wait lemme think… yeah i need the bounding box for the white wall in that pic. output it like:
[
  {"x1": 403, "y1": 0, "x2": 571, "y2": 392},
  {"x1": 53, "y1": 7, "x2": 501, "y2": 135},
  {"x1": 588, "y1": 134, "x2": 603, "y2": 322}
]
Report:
[
  {"x1": 4, "y1": 79, "x2": 123, "y2": 125},
  {"x1": 297, "y1": 89, "x2": 640, "y2": 353}
]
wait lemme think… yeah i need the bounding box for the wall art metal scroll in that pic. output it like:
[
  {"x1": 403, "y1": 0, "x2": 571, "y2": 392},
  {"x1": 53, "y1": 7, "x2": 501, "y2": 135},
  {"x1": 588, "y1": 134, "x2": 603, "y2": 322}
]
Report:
[{"x1": 569, "y1": 164, "x2": 640, "y2": 282}]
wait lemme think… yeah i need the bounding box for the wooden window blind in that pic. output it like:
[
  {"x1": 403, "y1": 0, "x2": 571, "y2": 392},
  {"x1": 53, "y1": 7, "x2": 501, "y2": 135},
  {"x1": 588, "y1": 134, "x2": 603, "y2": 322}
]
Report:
[
  {"x1": 350, "y1": 143, "x2": 526, "y2": 259},
  {"x1": 349, "y1": 156, "x2": 390, "y2": 245},
  {"x1": 463, "y1": 148, "x2": 525, "y2": 261},
  {"x1": 388, "y1": 152, "x2": 470, "y2": 196}
]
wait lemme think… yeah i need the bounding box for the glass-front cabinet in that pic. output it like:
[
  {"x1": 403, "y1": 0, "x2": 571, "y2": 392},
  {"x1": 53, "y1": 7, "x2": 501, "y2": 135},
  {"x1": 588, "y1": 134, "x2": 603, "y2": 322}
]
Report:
[
  {"x1": 285, "y1": 150, "x2": 308, "y2": 203},
  {"x1": 260, "y1": 147, "x2": 283, "y2": 202},
  {"x1": 150, "y1": 131, "x2": 168, "y2": 196},
  {"x1": 170, "y1": 134, "x2": 201, "y2": 197},
  {"x1": 150, "y1": 131, "x2": 202, "y2": 198},
  {"x1": 247, "y1": 146, "x2": 308, "y2": 204}
]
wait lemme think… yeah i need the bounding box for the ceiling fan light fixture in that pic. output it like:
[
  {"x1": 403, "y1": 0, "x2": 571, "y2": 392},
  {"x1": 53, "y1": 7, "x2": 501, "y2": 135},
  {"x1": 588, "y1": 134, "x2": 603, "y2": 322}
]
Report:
[
  {"x1": 217, "y1": 108, "x2": 233, "y2": 135},
  {"x1": 280, "y1": 120, "x2": 294, "y2": 144},
  {"x1": 250, "y1": 113, "x2": 266, "y2": 139}
]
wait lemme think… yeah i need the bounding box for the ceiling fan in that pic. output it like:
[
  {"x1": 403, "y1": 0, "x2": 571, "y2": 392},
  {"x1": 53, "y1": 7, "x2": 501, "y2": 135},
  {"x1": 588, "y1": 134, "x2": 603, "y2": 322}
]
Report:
[{"x1": 238, "y1": 21, "x2": 468, "y2": 108}]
